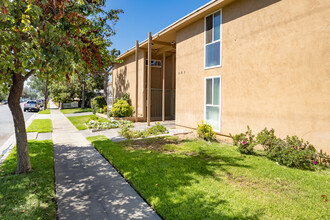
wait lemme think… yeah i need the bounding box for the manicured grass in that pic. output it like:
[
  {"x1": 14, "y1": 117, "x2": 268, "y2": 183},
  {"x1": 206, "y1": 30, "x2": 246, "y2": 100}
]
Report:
[
  {"x1": 88, "y1": 136, "x2": 330, "y2": 219},
  {"x1": 26, "y1": 119, "x2": 52, "y2": 133},
  {"x1": 67, "y1": 115, "x2": 108, "y2": 130},
  {"x1": 60, "y1": 108, "x2": 92, "y2": 114},
  {"x1": 38, "y1": 109, "x2": 50, "y2": 114},
  {"x1": 0, "y1": 140, "x2": 56, "y2": 219}
]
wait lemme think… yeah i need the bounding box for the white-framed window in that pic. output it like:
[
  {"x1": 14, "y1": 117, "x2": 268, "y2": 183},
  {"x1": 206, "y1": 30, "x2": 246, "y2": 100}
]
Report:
[
  {"x1": 145, "y1": 59, "x2": 162, "y2": 68},
  {"x1": 204, "y1": 76, "x2": 221, "y2": 132},
  {"x1": 204, "y1": 10, "x2": 222, "y2": 69}
]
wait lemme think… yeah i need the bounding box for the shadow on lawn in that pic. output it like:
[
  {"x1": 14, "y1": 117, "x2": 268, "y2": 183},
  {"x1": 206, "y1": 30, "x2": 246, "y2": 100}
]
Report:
[
  {"x1": 0, "y1": 141, "x2": 56, "y2": 219},
  {"x1": 91, "y1": 136, "x2": 265, "y2": 219}
]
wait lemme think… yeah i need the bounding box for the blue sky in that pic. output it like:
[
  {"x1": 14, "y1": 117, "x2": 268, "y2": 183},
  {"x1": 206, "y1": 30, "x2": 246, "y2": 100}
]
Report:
[{"x1": 106, "y1": 0, "x2": 211, "y2": 54}]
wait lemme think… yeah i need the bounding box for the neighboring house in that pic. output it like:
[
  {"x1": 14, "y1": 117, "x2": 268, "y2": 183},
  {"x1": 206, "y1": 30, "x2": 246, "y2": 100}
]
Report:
[{"x1": 112, "y1": 0, "x2": 330, "y2": 152}]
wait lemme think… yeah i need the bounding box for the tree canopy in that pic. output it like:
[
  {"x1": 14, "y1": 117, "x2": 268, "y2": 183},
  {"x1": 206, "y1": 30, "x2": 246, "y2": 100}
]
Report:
[{"x1": 0, "y1": 0, "x2": 123, "y2": 173}]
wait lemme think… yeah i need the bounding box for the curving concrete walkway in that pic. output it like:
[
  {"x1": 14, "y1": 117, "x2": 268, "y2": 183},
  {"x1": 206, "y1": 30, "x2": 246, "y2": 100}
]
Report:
[{"x1": 50, "y1": 102, "x2": 160, "y2": 219}]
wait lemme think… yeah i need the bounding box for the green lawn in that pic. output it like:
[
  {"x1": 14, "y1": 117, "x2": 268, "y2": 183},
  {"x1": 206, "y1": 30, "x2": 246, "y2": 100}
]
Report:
[
  {"x1": 38, "y1": 109, "x2": 50, "y2": 114},
  {"x1": 67, "y1": 115, "x2": 108, "y2": 130},
  {"x1": 60, "y1": 108, "x2": 92, "y2": 114},
  {"x1": 88, "y1": 136, "x2": 330, "y2": 220},
  {"x1": 0, "y1": 140, "x2": 56, "y2": 219},
  {"x1": 26, "y1": 119, "x2": 52, "y2": 133}
]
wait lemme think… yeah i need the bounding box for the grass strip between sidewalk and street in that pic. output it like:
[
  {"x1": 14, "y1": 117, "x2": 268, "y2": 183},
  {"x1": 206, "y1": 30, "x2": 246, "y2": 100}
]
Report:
[
  {"x1": 26, "y1": 119, "x2": 52, "y2": 133},
  {"x1": 0, "y1": 140, "x2": 56, "y2": 219},
  {"x1": 60, "y1": 108, "x2": 92, "y2": 114},
  {"x1": 67, "y1": 115, "x2": 108, "y2": 130},
  {"x1": 87, "y1": 135, "x2": 330, "y2": 220},
  {"x1": 38, "y1": 109, "x2": 50, "y2": 114}
]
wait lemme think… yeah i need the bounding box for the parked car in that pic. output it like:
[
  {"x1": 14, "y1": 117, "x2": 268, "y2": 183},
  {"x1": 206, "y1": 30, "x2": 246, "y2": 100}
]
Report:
[{"x1": 24, "y1": 100, "x2": 40, "y2": 112}]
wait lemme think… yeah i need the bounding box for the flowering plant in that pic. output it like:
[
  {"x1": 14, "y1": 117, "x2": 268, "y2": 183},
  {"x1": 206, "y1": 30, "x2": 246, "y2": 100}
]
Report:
[{"x1": 230, "y1": 126, "x2": 256, "y2": 154}]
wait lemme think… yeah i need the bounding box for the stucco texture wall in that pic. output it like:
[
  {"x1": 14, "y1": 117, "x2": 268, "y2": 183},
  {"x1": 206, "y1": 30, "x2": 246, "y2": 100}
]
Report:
[
  {"x1": 176, "y1": 0, "x2": 330, "y2": 152},
  {"x1": 113, "y1": 50, "x2": 145, "y2": 117}
]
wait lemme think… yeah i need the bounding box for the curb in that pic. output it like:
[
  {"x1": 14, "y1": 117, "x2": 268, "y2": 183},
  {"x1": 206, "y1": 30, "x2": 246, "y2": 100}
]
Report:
[{"x1": 0, "y1": 113, "x2": 36, "y2": 165}]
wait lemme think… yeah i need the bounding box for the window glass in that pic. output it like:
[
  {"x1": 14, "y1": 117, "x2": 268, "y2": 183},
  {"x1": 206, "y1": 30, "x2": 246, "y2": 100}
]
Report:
[
  {"x1": 213, "y1": 78, "x2": 220, "y2": 105},
  {"x1": 206, "y1": 79, "x2": 212, "y2": 105},
  {"x1": 205, "y1": 41, "x2": 220, "y2": 68},
  {"x1": 205, "y1": 11, "x2": 221, "y2": 68},
  {"x1": 213, "y1": 11, "x2": 221, "y2": 41},
  {"x1": 206, "y1": 106, "x2": 220, "y2": 131},
  {"x1": 206, "y1": 15, "x2": 213, "y2": 44}
]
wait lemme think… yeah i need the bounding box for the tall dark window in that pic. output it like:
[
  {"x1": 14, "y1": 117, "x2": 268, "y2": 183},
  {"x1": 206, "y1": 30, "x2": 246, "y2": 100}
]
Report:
[{"x1": 205, "y1": 10, "x2": 222, "y2": 68}]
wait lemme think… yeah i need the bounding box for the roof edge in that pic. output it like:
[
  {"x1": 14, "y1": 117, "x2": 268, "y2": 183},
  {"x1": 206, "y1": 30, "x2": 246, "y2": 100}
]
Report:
[{"x1": 117, "y1": 0, "x2": 226, "y2": 60}]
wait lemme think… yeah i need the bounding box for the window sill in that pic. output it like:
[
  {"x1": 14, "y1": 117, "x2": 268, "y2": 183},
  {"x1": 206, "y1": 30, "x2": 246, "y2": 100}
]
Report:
[{"x1": 204, "y1": 64, "x2": 222, "y2": 70}]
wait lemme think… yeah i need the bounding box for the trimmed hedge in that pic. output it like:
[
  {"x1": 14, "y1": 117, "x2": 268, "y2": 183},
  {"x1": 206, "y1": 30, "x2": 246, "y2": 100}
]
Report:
[{"x1": 91, "y1": 96, "x2": 107, "y2": 114}]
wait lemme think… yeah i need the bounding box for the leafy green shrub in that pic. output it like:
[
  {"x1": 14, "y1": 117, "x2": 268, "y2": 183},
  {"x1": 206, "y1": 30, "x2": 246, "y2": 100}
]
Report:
[
  {"x1": 197, "y1": 122, "x2": 216, "y2": 141},
  {"x1": 114, "y1": 93, "x2": 131, "y2": 105},
  {"x1": 111, "y1": 99, "x2": 133, "y2": 117},
  {"x1": 107, "y1": 110, "x2": 113, "y2": 118},
  {"x1": 91, "y1": 96, "x2": 107, "y2": 114},
  {"x1": 230, "y1": 126, "x2": 256, "y2": 154},
  {"x1": 231, "y1": 126, "x2": 323, "y2": 169},
  {"x1": 100, "y1": 106, "x2": 107, "y2": 114},
  {"x1": 265, "y1": 137, "x2": 318, "y2": 169},
  {"x1": 256, "y1": 128, "x2": 278, "y2": 150}
]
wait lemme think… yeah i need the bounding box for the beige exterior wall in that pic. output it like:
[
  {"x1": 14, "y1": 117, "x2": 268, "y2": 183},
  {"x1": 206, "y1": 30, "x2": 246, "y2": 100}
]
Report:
[
  {"x1": 113, "y1": 51, "x2": 176, "y2": 118},
  {"x1": 113, "y1": 50, "x2": 145, "y2": 117},
  {"x1": 176, "y1": 0, "x2": 330, "y2": 152}
]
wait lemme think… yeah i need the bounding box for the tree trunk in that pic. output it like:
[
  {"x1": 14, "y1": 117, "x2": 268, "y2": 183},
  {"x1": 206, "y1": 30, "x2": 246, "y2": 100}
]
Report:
[
  {"x1": 104, "y1": 73, "x2": 108, "y2": 102},
  {"x1": 81, "y1": 81, "x2": 85, "y2": 109},
  {"x1": 8, "y1": 73, "x2": 31, "y2": 174},
  {"x1": 44, "y1": 79, "x2": 48, "y2": 110}
]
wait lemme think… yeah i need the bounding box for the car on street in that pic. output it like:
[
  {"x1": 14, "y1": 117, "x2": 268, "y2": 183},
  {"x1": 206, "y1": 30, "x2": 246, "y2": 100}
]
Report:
[
  {"x1": 4, "y1": 100, "x2": 8, "y2": 104},
  {"x1": 24, "y1": 100, "x2": 40, "y2": 112}
]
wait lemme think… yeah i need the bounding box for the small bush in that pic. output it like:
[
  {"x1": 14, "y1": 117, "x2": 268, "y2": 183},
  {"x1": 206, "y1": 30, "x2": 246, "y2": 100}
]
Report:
[
  {"x1": 91, "y1": 96, "x2": 107, "y2": 114},
  {"x1": 197, "y1": 122, "x2": 216, "y2": 141},
  {"x1": 256, "y1": 128, "x2": 277, "y2": 150},
  {"x1": 114, "y1": 93, "x2": 131, "y2": 105},
  {"x1": 230, "y1": 126, "x2": 256, "y2": 154},
  {"x1": 231, "y1": 126, "x2": 321, "y2": 169},
  {"x1": 265, "y1": 138, "x2": 318, "y2": 169},
  {"x1": 107, "y1": 110, "x2": 113, "y2": 118},
  {"x1": 111, "y1": 99, "x2": 133, "y2": 117}
]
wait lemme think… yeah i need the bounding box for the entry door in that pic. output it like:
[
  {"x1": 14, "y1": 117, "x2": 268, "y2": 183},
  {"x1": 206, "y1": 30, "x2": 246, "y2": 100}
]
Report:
[{"x1": 204, "y1": 76, "x2": 221, "y2": 132}]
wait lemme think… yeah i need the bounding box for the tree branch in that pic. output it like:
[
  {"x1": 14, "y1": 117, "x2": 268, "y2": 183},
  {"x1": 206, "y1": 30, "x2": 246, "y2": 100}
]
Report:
[{"x1": 24, "y1": 69, "x2": 36, "y2": 80}]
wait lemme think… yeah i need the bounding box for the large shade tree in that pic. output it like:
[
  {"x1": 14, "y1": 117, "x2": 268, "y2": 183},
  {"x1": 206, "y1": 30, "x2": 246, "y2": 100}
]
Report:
[{"x1": 0, "y1": 0, "x2": 122, "y2": 173}]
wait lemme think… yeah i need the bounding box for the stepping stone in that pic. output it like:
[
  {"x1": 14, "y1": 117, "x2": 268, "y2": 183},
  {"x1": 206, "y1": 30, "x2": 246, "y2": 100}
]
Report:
[
  {"x1": 27, "y1": 132, "x2": 38, "y2": 140},
  {"x1": 37, "y1": 133, "x2": 52, "y2": 141}
]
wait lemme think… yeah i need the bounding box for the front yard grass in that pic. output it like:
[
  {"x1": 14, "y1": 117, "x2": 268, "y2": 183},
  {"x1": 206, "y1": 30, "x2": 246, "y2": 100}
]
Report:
[
  {"x1": 38, "y1": 109, "x2": 50, "y2": 114},
  {"x1": 88, "y1": 135, "x2": 330, "y2": 220},
  {"x1": 61, "y1": 108, "x2": 92, "y2": 114},
  {"x1": 67, "y1": 115, "x2": 108, "y2": 130},
  {"x1": 0, "y1": 140, "x2": 56, "y2": 219},
  {"x1": 26, "y1": 119, "x2": 52, "y2": 133}
]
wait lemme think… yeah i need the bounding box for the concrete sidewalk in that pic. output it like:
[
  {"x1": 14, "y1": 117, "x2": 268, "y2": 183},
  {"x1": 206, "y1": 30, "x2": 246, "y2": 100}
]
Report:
[{"x1": 50, "y1": 102, "x2": 160, "y2": 219}]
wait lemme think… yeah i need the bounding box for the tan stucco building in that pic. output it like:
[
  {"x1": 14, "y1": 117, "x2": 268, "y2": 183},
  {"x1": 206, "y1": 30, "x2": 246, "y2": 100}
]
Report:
[{"x1": 112, "y1": 0, "x2": 330, "y2": 152}]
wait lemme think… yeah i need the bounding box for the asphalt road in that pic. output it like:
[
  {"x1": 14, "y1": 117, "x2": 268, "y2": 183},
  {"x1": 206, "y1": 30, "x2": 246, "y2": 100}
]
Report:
[{"x1": 0, "y1": 103, "x2": 34, "y2": 147}]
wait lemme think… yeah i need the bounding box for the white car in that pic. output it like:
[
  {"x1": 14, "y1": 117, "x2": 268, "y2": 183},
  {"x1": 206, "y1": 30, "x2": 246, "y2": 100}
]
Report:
[{"x1": 24, "y1": 100, "x2": 40, "y2": 112}]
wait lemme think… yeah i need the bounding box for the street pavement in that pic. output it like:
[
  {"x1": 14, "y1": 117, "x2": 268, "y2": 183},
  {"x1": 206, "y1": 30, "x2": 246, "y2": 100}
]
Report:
[{"x1": 0, "y1": 103, "x2": 34, "y2": 147}]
